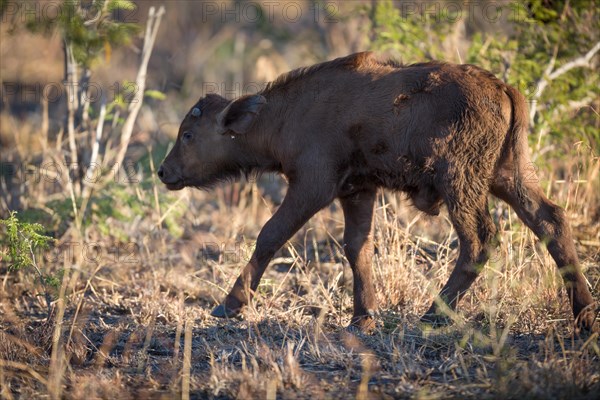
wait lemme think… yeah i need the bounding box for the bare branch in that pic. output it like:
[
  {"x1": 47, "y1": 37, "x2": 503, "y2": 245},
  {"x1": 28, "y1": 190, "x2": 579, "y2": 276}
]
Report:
[
  {"x1": 87, "y1": 101, "x2": 107, "y2": 182},
  {"x1": 530, "y1": 41, "x2": 600, "y2": 125},
  {"x1": 79, "y1": 98, "x2": 107, "y2": 209},
  {"x1": 548, "y1": 41, "x2": 600, "y2": 80},
  {"x1": 112, "y1": 6, "x2": 165, "y2": 173},
  {"x1": 64, "y1": 41, "x2": 80, "y2": 196}
]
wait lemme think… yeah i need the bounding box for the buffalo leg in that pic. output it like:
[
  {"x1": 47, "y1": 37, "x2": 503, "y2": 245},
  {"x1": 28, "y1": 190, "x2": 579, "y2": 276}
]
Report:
[
  {"x1": 340, "y1": 189, "x2": 378, "y2": 331},
  {"x1": 422, "y1": 200, "x2": 496, "y2": 325},
  {"x1": 212, "y1": 183, "x2": 334, "y2": 318},
  {"x1": 492, "y1": 179, "x2": 597, "y2": 332}
]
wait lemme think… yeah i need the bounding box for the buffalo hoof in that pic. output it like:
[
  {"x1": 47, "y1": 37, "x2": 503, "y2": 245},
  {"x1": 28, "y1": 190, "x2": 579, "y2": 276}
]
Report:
[
  {"x1": 211, "y1": 304, "x2": 242, "y2": 319},
  {"x1": 347, "y1": 316, "x2": 377, "y2": 334},
  {"x1": 420, "y1": 313, "x2": 452, "y2": 328},
  {"x1": 575, "y1": 305, "x2": 599, "y2": 336}
]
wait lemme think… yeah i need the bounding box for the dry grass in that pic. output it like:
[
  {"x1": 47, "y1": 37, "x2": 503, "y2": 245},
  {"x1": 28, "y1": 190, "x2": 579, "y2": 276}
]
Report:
[{"x1": 1, "y1": 121, "x2": 600, "y2": 399}]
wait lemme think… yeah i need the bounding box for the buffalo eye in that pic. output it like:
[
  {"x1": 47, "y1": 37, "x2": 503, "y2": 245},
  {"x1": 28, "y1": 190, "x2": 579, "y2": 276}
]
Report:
[{"x1": 182, "y1": 131, "x2": 193, "y2": 144}]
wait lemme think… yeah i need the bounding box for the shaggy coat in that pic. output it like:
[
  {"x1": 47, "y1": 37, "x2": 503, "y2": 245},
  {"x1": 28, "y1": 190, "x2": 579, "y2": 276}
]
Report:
[{"x1": 159, "y1": 52, "x2": 596, "y2": 332}]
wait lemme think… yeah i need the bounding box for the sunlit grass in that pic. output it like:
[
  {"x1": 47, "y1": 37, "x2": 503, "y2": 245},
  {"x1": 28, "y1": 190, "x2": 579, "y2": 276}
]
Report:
[{"x1": 1, "y1": 133, "x2": 599, "y2": 398}]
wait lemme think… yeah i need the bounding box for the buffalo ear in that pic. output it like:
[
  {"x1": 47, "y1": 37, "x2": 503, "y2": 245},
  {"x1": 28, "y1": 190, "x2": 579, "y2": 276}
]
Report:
[{"x1": 216, "y1": 95, "x2": 267, "y2": 134}]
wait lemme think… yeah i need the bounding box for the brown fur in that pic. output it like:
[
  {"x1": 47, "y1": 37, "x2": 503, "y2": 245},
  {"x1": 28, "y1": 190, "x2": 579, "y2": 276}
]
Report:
[{"x1": 159, "y1": 52, "x2": 597, "y2": 333}]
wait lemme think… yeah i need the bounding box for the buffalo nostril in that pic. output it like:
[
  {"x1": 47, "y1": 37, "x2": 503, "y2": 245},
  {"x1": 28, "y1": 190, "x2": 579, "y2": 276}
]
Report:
[{"x1": 157, "y1": 166, "x2": 164, "y2": 179}]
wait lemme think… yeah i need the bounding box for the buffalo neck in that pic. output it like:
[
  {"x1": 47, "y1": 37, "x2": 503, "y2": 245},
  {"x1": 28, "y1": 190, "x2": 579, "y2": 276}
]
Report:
[
  {"x1": 230, "y1": 120, "x2": 280, "y2": 177},
  {"x1": 240, "y1": 92, "x2": 290, "y2": 174}
]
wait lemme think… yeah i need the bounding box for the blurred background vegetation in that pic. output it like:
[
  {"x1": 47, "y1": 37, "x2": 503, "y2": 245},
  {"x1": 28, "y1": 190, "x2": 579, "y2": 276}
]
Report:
[
  {"x1": 1, "y1": 0, "x2": 598, "y2": 266},
  {"x1": 1, "y1": 0, "x2": 598, "y2": 263},
  {"x1": 1, "y1": 1, "x2": 599, "y2": 398}
]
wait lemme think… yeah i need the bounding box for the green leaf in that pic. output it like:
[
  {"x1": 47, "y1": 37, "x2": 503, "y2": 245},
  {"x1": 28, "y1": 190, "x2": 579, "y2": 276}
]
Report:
[
  {"x1": 144, "y1": 90, "x2": 167, "y2": 101},
  {"x1": 107, "y1": 0, "x2": 136, "y2": 11},
  {"x1": 0, "y1": 211, "x2": 54, "y2": 271}
]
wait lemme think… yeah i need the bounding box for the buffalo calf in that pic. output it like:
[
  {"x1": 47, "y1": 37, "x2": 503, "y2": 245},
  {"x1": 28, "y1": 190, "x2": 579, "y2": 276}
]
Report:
[{"x1": 159, "y1": 52, "x2": 597, "y2": 333}]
